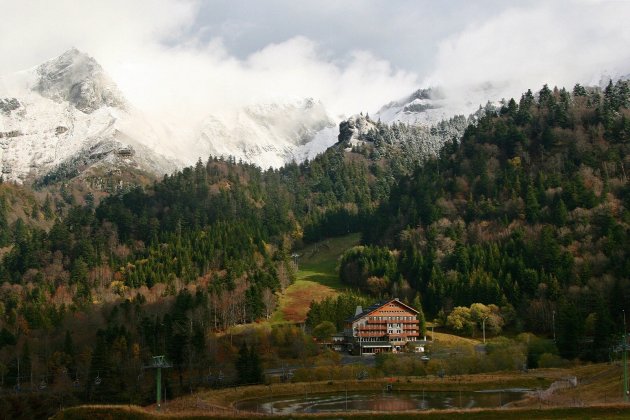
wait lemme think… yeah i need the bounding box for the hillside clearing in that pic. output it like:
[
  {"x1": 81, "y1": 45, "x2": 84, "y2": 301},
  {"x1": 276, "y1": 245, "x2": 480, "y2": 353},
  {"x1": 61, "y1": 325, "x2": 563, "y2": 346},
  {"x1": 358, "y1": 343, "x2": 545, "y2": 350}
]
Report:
[{"x1": 270, "y1": 233, "x2": 361, "y2": 324}]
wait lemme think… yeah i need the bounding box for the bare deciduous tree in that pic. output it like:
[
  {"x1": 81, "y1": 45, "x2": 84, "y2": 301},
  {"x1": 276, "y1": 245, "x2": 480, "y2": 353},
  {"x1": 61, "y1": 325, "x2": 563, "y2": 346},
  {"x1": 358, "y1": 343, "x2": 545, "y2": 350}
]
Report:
[{"x1": 262, "y1": 288, "x2": 277, "y2": 319}]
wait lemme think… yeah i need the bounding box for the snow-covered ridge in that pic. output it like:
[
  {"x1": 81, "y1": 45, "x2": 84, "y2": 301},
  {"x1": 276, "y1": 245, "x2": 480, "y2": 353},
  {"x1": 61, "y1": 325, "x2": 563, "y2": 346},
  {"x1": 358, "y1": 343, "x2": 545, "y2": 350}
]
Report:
[
  {"x1": 187, "y1": 98, "x2": 335, "y2": 169},
  {"x1": 375, "y1": 87, "x2": 451, "y2": 126},
  {"x1": 0, "y1": 48, "x2": 339, "y2": 182},
  {"x1": 0, "y1": 48, "x2": 533, "y2": 184},
  {"x1": 0, "y1": 49, "x2": 179, "y2": 182}
]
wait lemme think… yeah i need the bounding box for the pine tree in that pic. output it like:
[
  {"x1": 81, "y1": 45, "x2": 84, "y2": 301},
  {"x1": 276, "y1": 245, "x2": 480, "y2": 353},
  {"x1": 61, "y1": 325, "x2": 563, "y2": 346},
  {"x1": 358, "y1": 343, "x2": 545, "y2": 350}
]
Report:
[
  {"x1": 417, "y1": 302, "x2": 427, "y2": 337},
  {"x1": 524, "y1": 184, "x2": 540, "y2": 223},
  {"x1": 248, "y1": 345, "x2": 263, "y2": 384},
  {"x1": 573, "y1": 83, "x2": 587, "y2": 97},
  {"x1": 64, "y1": 330, "x2": 76, "y2": 368},
  {"x1": 0, "y1": 198, "x2": 9, "y2": 246},
  {"x1": 557, "y1": 301, "x2": 582, "y2": 360},
  {"x1": 236, "y1": 342, "x2": 250, "y2": 385},
  {"x1": 552, "y1": 197, "x2": 568, "y2": 226}
]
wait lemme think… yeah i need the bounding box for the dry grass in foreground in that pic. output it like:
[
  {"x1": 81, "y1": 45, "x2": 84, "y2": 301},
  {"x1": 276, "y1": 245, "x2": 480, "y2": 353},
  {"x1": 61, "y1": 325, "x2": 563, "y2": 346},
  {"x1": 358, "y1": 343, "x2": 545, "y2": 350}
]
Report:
[
  {"x1": 54, "y1": 403, "x2": 630, "y2": 419},
  {"x1": 53, "y1": 359, "x2": 630, "y2": 419}
]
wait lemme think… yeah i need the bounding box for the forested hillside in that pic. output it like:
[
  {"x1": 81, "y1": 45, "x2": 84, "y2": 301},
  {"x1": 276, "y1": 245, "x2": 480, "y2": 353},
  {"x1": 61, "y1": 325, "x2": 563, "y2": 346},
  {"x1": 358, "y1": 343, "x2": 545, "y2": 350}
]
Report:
[
  {"x1": 343, "y1": 81, "x2": 630, "y2": 361},
  {"x1": 0, "y1": 119, "x2": 435, "y2": 408},
  {"x1": 0, "y1": 79, "x2": 628, "y2": 411}
]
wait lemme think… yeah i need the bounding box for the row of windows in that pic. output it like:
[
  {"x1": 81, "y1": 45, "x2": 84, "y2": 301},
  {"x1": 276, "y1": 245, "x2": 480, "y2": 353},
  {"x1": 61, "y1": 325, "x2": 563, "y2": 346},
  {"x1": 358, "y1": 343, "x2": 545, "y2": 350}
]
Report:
[
  {"x1": 356, "y1": 336, "x2": 417, "y2": 342},
  {"x1": 368, "y1": 316, "x2": 415, "y2": 321},
  {"x1": 357, "y1": 331, "x2": 419, "y2": 336}
]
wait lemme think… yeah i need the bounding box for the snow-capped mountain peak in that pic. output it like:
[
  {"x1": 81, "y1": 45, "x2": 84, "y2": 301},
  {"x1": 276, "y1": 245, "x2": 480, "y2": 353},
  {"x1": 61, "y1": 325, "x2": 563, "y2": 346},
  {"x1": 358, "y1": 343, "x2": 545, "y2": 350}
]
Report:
[
  {"x1": 0, "y1": 49, "x2": 175, "y2": 183},
  {"x1": 375, "y1": 87, "x2": 454, "y2": 126},
  {"x1": 0, "y1": 49, "x2": 338, "y2": 182},
  {"x1": 33, "y1": 48, "x2": 127, "y2": 113}
]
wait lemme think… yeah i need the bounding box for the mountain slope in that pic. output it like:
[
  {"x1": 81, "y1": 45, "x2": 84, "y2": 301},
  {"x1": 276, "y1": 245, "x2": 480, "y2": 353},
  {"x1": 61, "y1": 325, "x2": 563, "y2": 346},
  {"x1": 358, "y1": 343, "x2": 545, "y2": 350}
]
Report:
[
  {"x1": 1, "y1": 49, "x2": 517, "y2": 185},
  {"x1": 348, "y1": 81, "x2": 630, "y2": 361},
  {"x1": 181, "y1": 98, "x2": 335, "y2": 169},
  {"x1": 0, "y1": 49, "x2": 339, "y2": 183},
  {"x1": 0, "y1": 49, "x2": 179, "y2": 183}
]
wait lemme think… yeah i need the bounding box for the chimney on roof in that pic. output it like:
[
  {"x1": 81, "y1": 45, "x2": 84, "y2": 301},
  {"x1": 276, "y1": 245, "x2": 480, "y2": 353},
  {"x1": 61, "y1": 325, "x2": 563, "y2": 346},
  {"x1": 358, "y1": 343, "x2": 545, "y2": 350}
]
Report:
[{"x1": 355, "y1": 306, "x2": 363, "y2": 316}]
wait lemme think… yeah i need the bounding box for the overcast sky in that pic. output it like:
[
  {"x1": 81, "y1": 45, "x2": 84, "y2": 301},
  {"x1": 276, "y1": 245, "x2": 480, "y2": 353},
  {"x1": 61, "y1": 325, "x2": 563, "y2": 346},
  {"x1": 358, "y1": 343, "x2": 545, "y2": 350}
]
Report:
[{"x1": 2, "y1": 0, "x2": 630, "y2": 118}]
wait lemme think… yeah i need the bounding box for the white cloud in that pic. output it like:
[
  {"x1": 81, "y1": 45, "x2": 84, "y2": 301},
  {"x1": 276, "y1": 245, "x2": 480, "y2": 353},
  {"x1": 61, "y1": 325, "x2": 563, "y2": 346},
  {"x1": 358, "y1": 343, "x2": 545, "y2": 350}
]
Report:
[
  {"x1": 0, "y1": 0, "x2": 417, "y2": 123},
  {"x1": 424, "y1": 0, "x2": 630, "y2": 108},
  {"x1": 3, "y1": 0, "x2": 629, "y2": 127},
  {"x1": 0, "y1": 0, "x2": 198, "y2": 72}
]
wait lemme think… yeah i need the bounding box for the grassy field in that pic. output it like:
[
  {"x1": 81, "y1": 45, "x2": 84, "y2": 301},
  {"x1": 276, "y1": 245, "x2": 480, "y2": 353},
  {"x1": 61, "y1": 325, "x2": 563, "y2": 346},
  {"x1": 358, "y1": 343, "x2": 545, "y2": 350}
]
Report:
[
  {"x1": 295, "y1": 233, "x2": 361, "y2": 288},
  {"x1": 430, "y1": 331, "x2": 481, "y2": 346},
  {"x1": 270, "y1": 234, "x2": 361, "y2": 324}
]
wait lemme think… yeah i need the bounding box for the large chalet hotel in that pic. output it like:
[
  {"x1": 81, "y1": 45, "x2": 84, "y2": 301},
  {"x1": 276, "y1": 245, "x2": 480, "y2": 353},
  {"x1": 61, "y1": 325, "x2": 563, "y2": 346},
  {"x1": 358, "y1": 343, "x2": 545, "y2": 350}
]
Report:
[{"x1": 342, "y1": 298, "x2": 422, "y2": 354}]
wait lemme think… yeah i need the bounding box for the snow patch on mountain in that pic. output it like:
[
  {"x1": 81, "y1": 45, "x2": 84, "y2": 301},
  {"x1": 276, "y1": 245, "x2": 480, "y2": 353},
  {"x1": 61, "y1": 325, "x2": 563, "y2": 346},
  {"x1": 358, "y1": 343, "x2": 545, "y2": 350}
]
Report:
[
  {"x1": 175, "y1": 98, "x2": 335, "y2": 168},
  {"x1": 375, "y1": 82, "x2": 509, "y2": 127},
  {"x1": 0, "y1": 49, "x2": 179, "y2": 182},
  {"x1": 337, "y1": 114, "x2": 377, "y2": 147},
  {"x1": 294, "y1": 125, "x2": 339, "y2": 162},
  {"x1": 0, "y1": 49, "x2": 338, "y2": 182},
  {"x1": 34, "y1": 48, "x2": 127, "y2": 113}
]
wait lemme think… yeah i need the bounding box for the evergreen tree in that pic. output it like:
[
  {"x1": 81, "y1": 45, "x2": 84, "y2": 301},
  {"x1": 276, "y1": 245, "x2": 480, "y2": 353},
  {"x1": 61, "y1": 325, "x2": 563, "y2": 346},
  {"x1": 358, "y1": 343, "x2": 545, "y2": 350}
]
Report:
[
  {"x1": 412, "y1": 294, "x2": 427, "y2": 336},
  {"x1": 64, "y1": 330, "x2": 76, "y2": 368},
  {"x1": 236, "y1": 342, "x2": 250, "y2": 385},
  {"x1": 557, "y1": 301, "x2": 583, "y2": 360},
  {"x1": 0, "y1": 198, "x2": 9, "y2": 246},
  {"x1": 236, "y1": 343, "x2": 263, "y2": 384},
  {"x1": 524, "y1": 184, "x2": 540, "y2": 223},
  {"x1": 248, "y1": 345, "x2": 263, "y2": 384}
]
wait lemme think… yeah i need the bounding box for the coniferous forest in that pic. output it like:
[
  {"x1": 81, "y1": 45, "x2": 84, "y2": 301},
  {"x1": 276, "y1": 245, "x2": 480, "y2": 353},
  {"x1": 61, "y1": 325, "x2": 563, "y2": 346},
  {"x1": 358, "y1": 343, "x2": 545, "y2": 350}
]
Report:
[{"x1": 0, "y1": 80, "x2": 628, "y2": 415}]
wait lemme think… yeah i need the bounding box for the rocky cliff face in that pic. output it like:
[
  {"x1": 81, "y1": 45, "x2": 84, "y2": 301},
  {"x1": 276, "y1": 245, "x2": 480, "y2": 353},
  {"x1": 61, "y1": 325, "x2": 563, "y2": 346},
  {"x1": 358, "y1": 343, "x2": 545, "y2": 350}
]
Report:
[
  {"x1": 337, "y1": 114, "x2": 377, "y2": 147},
  {"x1": 374, "y1": 87, "x2": 451, "y2": 126},
  {"x1": 0, "y1": 49, "x2": 177, "y2": 183},
  {"x1": 34, "y1": 48, "x2": 127, "y2": 113}
]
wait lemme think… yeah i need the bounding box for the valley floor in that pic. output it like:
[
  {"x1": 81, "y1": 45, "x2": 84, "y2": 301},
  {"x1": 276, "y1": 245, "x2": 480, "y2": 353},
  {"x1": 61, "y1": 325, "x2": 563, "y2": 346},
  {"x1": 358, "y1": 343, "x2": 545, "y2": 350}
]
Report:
[{"x1": 53, "y1": 363, "x2": 630, "y2": 419}]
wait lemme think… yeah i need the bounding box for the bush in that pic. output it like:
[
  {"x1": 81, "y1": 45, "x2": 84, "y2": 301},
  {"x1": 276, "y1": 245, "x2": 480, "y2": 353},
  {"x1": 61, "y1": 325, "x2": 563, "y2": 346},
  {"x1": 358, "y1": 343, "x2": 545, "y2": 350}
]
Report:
[
  {"x1": 313, "y1": 321, "x2": 336, "y2": 341},
  {"x1": 537, "y1": 352, "x2": 570, "y2": 368}
]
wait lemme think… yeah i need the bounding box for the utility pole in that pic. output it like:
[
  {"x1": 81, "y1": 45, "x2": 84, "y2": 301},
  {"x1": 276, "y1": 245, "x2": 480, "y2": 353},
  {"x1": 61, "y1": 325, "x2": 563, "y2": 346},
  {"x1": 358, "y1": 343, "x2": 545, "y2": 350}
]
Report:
[
  {"x1": 482, "y1": 317, "x2": 488, "y2": 344},
  {"x1": 291, "y1": 253, "x2": 299, "y2": 270},
  {"x1": 624, "y1": 310, "x2": 628, "y2": 402},
  {"x1": 552, "y1": 310, "x2": 556, "y2": 343}
]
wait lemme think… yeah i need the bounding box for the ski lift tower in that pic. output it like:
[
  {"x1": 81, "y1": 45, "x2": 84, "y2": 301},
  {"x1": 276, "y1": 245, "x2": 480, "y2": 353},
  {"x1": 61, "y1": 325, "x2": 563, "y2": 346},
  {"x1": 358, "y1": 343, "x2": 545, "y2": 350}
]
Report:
[{"x1": 145, "y1": 355, "x2": 172, "y2": 410}]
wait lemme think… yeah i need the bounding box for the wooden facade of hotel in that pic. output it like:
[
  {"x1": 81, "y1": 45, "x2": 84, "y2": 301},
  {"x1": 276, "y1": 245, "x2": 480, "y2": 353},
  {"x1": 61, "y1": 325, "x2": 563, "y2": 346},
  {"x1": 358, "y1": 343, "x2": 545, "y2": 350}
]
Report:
[{"x1": 344, "y1": 298, "x2": 420, "y2": 353}]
